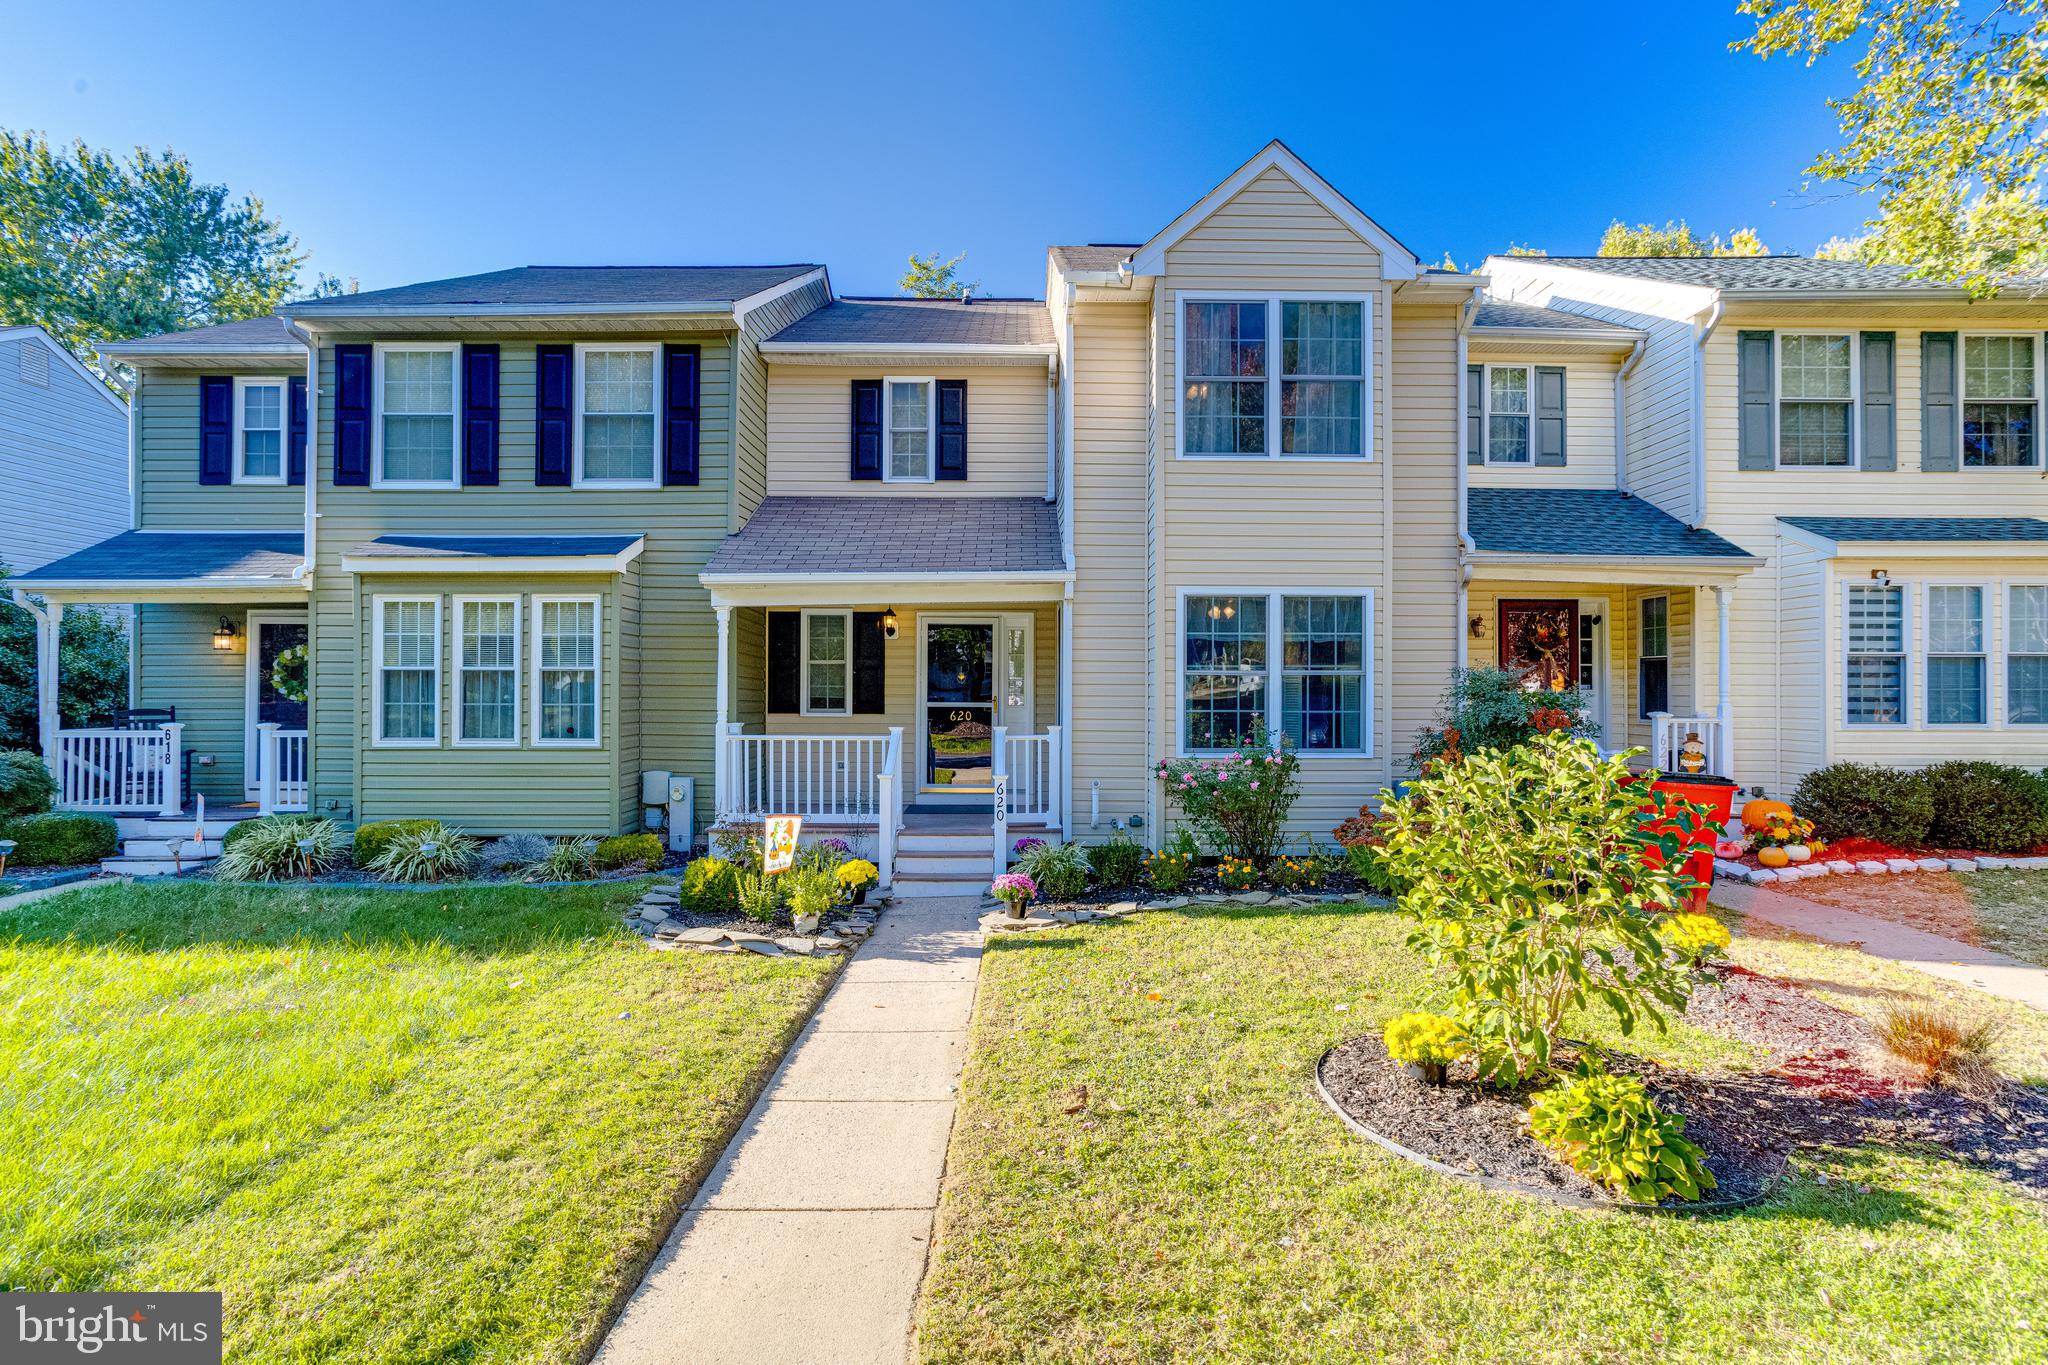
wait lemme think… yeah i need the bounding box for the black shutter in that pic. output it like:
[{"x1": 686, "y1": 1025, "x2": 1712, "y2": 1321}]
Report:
[
  {"x1": 1860, "y1": 332, "x2": 1896, "y2": 472},
  {"x1": 461, "y1": 344, "x2": 500, "y2": 486},
  {"x1": 663, "y1": 343, "x2": 701, "y2": 485},
  {"x1": 850, "y1": 379, "x2": 882, "y2": 480},
  {"x1": 853, "y1": 611, "x2": 886, "y2": 714},
  {"x1": 1533, "y1": 365, "x2": 1567, "y2": 466},
  {"x1": 1736, "y1": 330, "x2": 1775, "y2": 470},
  {"x1": 1922, "y1": 332, "x2": 1959, "y2": 472},
  {"x1": 767, "y1": 611, "x2": 801, "y2": 713},
  {"x1": 1465, "y1": 364, "x2": 1484, "y2": 465},
  {"x1": 936, "y1": 379, "x2": 968, "y2": 480},
  {"x1": 333, "y1": 344, "x2": 372, "y2": 486},
  {"x1": 287, "y1": 375, "x2": 308, "y2": 485},
  {"x1": 199, "y1": 376, "x2": 232, "y2": 484},
  {"x1": 536, "y1": 343, "x2": 573, "y2": 486}
]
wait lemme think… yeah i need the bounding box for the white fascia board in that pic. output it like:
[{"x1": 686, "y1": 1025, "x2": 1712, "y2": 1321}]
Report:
[
  {"x1": 703, "y1": 570, "x2": 1073, "y2": 609},
  {"x1": 1816, "y1": 540, "x2": 2048, "y2": 561},
  {"x1": 98, "y1": 342, "x2": 306, "y2": 361},
  {"x1": 1469, "y1": 325, "x2": 1648, "y2": 345},
  {"x1": 341, "y1": 545, "x2": 646, "y2": 577},
  {"x1": 22, "y1": 578, "x2": 310, "y2": 601},
  {"x1": 1465, "y1": 551, "x2": 1759, "y2": 585},
  {"x1": 277, "y1": 301, "x2": 733, "y2": 320},
  {"x1": 730, "y1": 267, "x2": 832, "y2": 326},
  {"x1": 757, "y1": 341, "x2": 1058, "y2": 358}
]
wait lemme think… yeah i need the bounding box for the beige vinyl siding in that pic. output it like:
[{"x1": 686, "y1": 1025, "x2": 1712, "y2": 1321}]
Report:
[
  {"x1": 133, "y1": 603, "x2": 302, "y2": 803},
  {"x1": 765, "y1": 363, "x2": 1049, "y2": 497},
  {"x1": 1389, "y1": 303, "x2": 1461, "y2": 771},
  {"x1": 307, "y1": 334, "x2": 732, "y2": 832},
  {"x1": 733, "y1": 277, "x2": 831, "y2": 525},
  {"x1": 1069, "y1": 301, "x2": 1152, "y2": 836},
  {"x1": 0, "y1": 335, "x2": 126, "y2": 571},
  {"x1": 1466, "y1": 346, "x2": 1623, "y2": 491},
  {"x1": 1775, "y1": 532, "x2": 1828, "y2": 782},
  {"x1": 135, "y1": 367, "x2": 305, "y2": 530},
  {"x1": 733, "y1": 607, "x2": 766, "y2": 733}
]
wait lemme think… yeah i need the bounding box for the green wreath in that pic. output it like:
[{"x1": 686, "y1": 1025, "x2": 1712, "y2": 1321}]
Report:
[{"x1": 270, "y1": 644, "x2": 310, "y2": 703}]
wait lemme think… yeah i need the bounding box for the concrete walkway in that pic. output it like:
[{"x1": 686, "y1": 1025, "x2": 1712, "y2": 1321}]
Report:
[
  {"x1": 1712, "y1": 880, "x2": 2048, "y2": 1012},
  {"x1": 594, "y1": 895, "x2": 984, "y2": 1365}
]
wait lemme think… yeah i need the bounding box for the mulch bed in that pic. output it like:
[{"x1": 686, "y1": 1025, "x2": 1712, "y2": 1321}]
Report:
[
  {"x1": 1319, "y1": 959, "x2": 2048, "y2": 1209},
  {"x1": 1046, "y1": 865, "x2": 1374, "y2": 909}
]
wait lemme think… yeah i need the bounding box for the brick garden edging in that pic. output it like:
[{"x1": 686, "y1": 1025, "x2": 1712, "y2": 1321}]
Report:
[{"x1": 1715, "y1": 853, "x2": 2048, "y2": 887}]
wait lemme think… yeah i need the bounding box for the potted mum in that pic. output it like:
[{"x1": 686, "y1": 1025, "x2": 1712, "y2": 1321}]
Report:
[
  {"x1": 837, "y1": 858, "x2": 879, "y2": 904},
  {"x1": 990, "y1": 871, "x2": 1037, "y2": 920}
]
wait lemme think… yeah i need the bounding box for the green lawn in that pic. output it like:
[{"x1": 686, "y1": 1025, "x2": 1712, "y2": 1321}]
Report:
[
  {"x1": 916, "y1": 903, "x2": 2048, "y2": 1364},
  {"x1": 1952, "y1": 870, "x2": 2048, "y2": 969},
  {"x1": 1, "y1": 880, "x2": 836, "y2": 1363}
]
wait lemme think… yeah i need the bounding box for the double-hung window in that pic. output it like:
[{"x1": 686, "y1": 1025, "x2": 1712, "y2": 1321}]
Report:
[
  {"x1": 1182, "y1": 591, "x2": 1371, "y2": 754},
  {"x1": 533, "y1": 597, "x2": 600, "y2": 745},
  {"x1": 1963, "y1": 335, "x2": 2040, "y2": 468},
  {"x1": 884, "y1": 377, "x2": 935, "y2": 481},
  {"x1": 1844, "y1": 584, "x2": 1907, "y2": 725},
  {"x1": 235, "y1": 377, "x2": 286, "y2": 484},
  {"x1": 1924, "y1": 585, "x2": 1986, "y2": 725},
  {"x1": 1182, "y1": 297, "x2": 1368, "y2": 458},
  {"x1": 575, "y1": 343, "x2": 660, "y2": 487},
  {"x1": 455, "y1": 598, "x2": 520, "y2": 745},
  {"x1": 1777, "y1": 333, "x2": 1855, "y2": 467},
  {"x1": 374, "y1": 597, "x2": 440, "y2": 745},
  {"x1": 803, "y1": 611, "x2": 851, "y2": 715},
  {"x1": 374, "y1": 344, "x2": 459, "y2": 487},
  {"x1": 2009, "y1": 585, "x2": 2048, "y2": 724},
  {"x1": 1484, "y1": 365, "x2": 1531, "y2": 464},
  {"x1": 1638, "y1": 596, "x2": 1669, "y2": 718}
]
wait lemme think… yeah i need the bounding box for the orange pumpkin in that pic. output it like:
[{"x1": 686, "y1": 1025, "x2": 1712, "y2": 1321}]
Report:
[
  {"x1": 1756, "y1": 846, "x2": 1791, "y2": 869},
  {"x1": 1743, "y1": 799, "x2": 1794, "y2": 828}
]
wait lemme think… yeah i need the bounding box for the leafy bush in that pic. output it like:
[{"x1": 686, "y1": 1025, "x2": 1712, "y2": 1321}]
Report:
[
  {"x1": 1156, "y1": 730, "x2": 1300, "y2": 866},
  {"x1": 213, "y1": 816, "x2": 348, "y2": 882},
  {"x1": 352, "y1": 819, "x2": 438, "y2": 868},
  {"x1": 1791, "y1": 762, "x2": 1933, "y2": 847},
  {"x1": 1086, "y1": 836, "x2": 1145, "y2": 888},
  {"x1": 1383, "y1": 1011, "x2": 1470, "y2": 1083},
  {"x1": 0, "y1": 566, "x2": 128, "y2": 750},
  {"x1": 1922, "y1": 761, "x2": 2048, "y2": 852},
  {"x1": 479, "y1": 832, "x2": 553, "y2": 874},
  {"x1": 1271, "y1": 850, "x2": 1342, "y2": 892},
  {"x1": 0, "y1": 751, "x2": 56, "y2": 821},
  {"x1": 1014, "y1": 840, "x2": 1089, "y2": 900},
  {"x1": 0, "y1": 811, "x2": 118, "y2": 866},
  {"x1": 1377, "y1": 733, "x2": 1700, "y2": 1085},
  {"x1": 708, "y1": 819, "x2": 763, "y2": 863},
  {"x1": 1878, "y1": 1004, "x2": 2003, "y2": 1094},
  {"x1": 1411, "y1": 668, "x2": 1598, "y2": 767},
  {"x1": 784, "y1": 865, "x2": 840, "y2": 922},
  {"x1": 1527, "y1": 1068, "x2": 1716, "y2": 1203},
  {"x1": 735, "y1": 870, "x2": 781, "y2": 924},
  {"x1": 1216, "y1": 856, "x2": 1259, "y2": 892},
  {"x1": 367, "y1": 822, "x2": 480, "y2": 882},
  {"x1": 1333, "y1": 804, "x2": 1406, "y2": 895},
  {"x1": 594, "y1": 832, "x2": 665, "y2": 872},
  {"x1": 527, "y1": 837, "x2": 596, "y2": 883},
  {"x1": 1145, "y1": 849, "x2": 1194, "y2": 894},
  {"x1": 1662, "y1": 912, "x2": 1732, "y2": 966},
  {"x1": 682, "y1": 857, "x2": 740, "y2": 914}
]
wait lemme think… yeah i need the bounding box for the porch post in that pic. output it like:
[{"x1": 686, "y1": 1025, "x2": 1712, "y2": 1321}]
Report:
[
  {"x1": 256, "y1": 722, "x2": 280, "y2": 815},
  {"x1": 36, "y1": 599, "x2": 61, "y2": 771},
  {"x1": 991, "y1": 724, "x2": 1009, "y2": 878},
  {"x1": 712, "y1": 603, "x2": 731, "y2": 816},
  {"x1": 1712, "y1": 585, "x2": 1734, "y2": 780},
  {"x1": 157, "y1": 722, "x2": 184, "y2": 819},
  {"x1": 1044, "y1": 723, "x2": 1065, "y2": 834}
]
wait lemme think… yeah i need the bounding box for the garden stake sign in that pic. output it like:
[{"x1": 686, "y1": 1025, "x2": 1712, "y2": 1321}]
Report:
[{"x1": 763, "y1": 815, "x2": 802, "y2": 875}]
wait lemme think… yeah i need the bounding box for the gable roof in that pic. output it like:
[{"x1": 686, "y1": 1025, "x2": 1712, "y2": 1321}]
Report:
[
  {"x1": 763, "y1": 298, "x2": 1054, "y2": 351},
  {"x1": 0, "y1": 326, "x2": 128, "y2": 409},
  {"x1": 1127, "y1": 141, "x2": 1418, "y2": 280},
  {"x1": 281, "y1": 265, "x2": 824, "y2": 318},
  {"x1": 1050, "y1": 244, "x2": 1140, "y2": 276},
  {"x1": 702, "y1": 496, "x2": 1066, "y2": 579},
  {"x1": 1468, "y1": 489, "x2": 1752, "y2": 560},
  {"x1": 1780, "y1": 516, "x2": 2048, "y2": 544},
  {"x1": 1521, "y1": 255, "x2": 1961, "y2": 296},
  {"x1": 97, "y1": 315, "x2": 305, "y2": 360}
]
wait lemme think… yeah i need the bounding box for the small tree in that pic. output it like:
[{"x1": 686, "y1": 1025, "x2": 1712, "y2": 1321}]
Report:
[
  {"x1": 1598, "y1": 220, "x2": 1769, "y2": 257},
  {"x1": 1377, "y1": 733, "x2": 1704, "y2": 1085},
  {"x1": 0, "y1": 565, "x2": 128, "y2": 749},
  {"x1": 1156, "y1": 729, "x2": 1301, "y2": 866},
  {"x1": 897, "y1": 250, "x2": 979, "y2": 299}
]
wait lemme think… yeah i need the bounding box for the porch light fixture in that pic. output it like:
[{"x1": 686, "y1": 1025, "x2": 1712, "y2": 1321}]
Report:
[
  {"x1": 881, "y1": 607, "x2": 900, "y2": 640},
  {"x1": 1870, "y1": 568, "x2": 1891, "y2": 588},
  {"x1": 211, "y1": 617, "x2": 240, "y2": 652}
]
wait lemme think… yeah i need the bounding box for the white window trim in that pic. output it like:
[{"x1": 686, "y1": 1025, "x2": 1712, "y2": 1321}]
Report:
[
  {"x1": 1174, "y1": 291, "x2": 1374, "y2": 461},
  {"x1": 1959, "y1": 331, "x2": 2044, "y2": 471},
  {"x1": 370, "y1": 341, "x2": 462, "y2": 490},
  {"x1": 372, "y1": 595, "x2": 441, "y2": 748},
  {"x1": 2000, "y1": 579, "x2": 2048, "y2": 726},
  {"x1": 1480, "y1": 363, "x2": 1534, "y2": 467},
  {"x1": 1173, "y1": 587, "x2": 1375, "y2": 758},
  {"x1": 452, "y1": 595, "x2": 521, "y2": 748},
  {"x1": 530, "y1": 594, "x2": 603, "y2": 748},
  {"x1": 881, "y1": 375, "x2": 937, "y2": 484},
  {"x1": 1773, "y1": 329, "x2": 1860, "y2": 471},
  {"x1": 1637, "y1": 593, "x2": 1670, "y2": 721},
  {"x1": 800, "y1": 608, "x2": 853, "y2": 716},
  {"x1": 1921, "y1": 578, "x2": 1993, "y2": 728},
  {"x1": 572, "y1": 342, "x2": 663, "y2": 490},
  {"x1": 1840, "y1": 579, "x2": 1911, "y2": 728},
  {"x1": 233, "y1": 375, "x2": 289, "y2": 486}
]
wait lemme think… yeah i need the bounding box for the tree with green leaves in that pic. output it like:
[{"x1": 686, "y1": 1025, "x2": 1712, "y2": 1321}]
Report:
[
  {"x1": 1598, "y1": 220, "x2": 1768, "y2": 256},
  {"x1": 1738, "y1": 0, "x2": 2048, "y2": 294},
  {"x1": 897, "y1": 250, "x2": 979, "y2": 299},
  {"x1": 0, "y1": 563, "x2": 129, "y2": 751},
  {"x1": 0, "y1": 130, "x2": 307, "y2": 373}
]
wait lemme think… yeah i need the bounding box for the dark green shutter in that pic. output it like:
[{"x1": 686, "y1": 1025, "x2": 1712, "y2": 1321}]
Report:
[
  {"x1": 1465, "y1": 364, "x2": 1483, "y2": 465},
  {"x1": 1921, "y1": 332, "x2": 1959, "y2": 472},
  {"x1": 852, "y1": 611, "x2": 886, "y2": 714},
  {"x1": 1533, "y1": 365, "x2": 1566, "y2": 466},
  {"x1": 767, "y1": 612, "x2": 800, "y2": 713},
  {"x1": 1737, "y1": 330, "x2": 1774, "y2": 470},
  {"x1": 850, "y1": 380, "x2": 882, "y2": 480},
  {"x1": 1859, "y1": 332, "x2": 1895, "y2": 472}
]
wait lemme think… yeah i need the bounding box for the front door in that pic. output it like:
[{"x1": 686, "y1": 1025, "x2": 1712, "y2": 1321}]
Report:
[
  {"x1": 245, "y1": 614, "x2": 309, "y2": 798},
  {"x1": 924, "y1": 622, "x2": 996, "y2": 789},
  {"x1": 1497, "y1": 599, "x2": 1579, "y2": 692}
]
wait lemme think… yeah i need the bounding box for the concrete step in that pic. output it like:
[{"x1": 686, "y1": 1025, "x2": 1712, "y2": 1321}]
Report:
[
  {"x1": 890, "y1": 874, "x2": 991, "y2": 898},
  {"x1": 117, "y1": 817, "x2": 247, "y2": 840},
  {"x1": 892, "y1": 852, "x2": 989, "y2": 877},
  {"x1": 99, "y1": 856, "x2": 214, "y2": 877},
  {"x1": 122, "y1": 838, "x2": 224, "y2": 859},
  {"x1": 898, "y1": 832, "x2": 990, "y2": 855}
]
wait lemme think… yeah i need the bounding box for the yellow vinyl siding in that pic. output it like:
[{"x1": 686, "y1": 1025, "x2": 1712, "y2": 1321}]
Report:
[
  {"x1": 1466, "y1": 346, "x2": 1622, "y2": 491},
  {"x1": 1389, "y1": 303, "x2": 1461, "y2": 768},
  {"x1": 765, "y1": 363, "x2": 1049, "y2": 497}
]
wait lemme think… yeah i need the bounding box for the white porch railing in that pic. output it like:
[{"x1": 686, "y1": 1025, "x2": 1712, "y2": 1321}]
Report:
[
  {"x1": 1001, "y1": 727, "x2": 1063, "y2": 826},
  {"x1": 1648, "y1": 713, "x2": 1728, "y2": 779},
  {"x1": 718, "y1": 726, "x2": 896, "y2": 824},
  {"x1": 255, "y1": 723, "x2": 310, "y2": 815},
  {"x1": 54, "y1": 724, "x2": 183, "y2": 816}
]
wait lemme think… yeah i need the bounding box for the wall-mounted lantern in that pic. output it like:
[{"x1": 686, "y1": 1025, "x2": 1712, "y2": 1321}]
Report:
[{"x1": 211, "y1": 616, "x2": 241, "y2": 652}]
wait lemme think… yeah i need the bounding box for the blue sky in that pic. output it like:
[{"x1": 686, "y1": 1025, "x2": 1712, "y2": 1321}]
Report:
[{"x1": 0, "y1": 0, "x2": 1871, "y2": 299}]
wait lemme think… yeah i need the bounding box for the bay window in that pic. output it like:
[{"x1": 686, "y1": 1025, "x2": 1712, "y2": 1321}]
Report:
[
  {"x1": 2010, "y1": 585, "x2": 2048, "y2": 724},
  {"x1": 1778, "y1": 332, "x2": 1854, "y2": 467},
  {"x1": 1844, "y1": 584, "x2": 1906, "y2": 725},
  {"x1": 575, "y1": 344, "x2": 659, "y2": 486},
  {"x1": 1963, "y1": 334, "x2": 2039, "y2": 468},
  {"x1": 455, "y1": 598, "x2": 520, "y2": 745},
  {"x1": 374, "y1": 597, "x2": 440, "y2": 745},
  {"x1": 1182, "y1": 590, "x2": 1372, "y2": 754},
  {"x1": 1182, "y1": 296, "x2": 1368, "y2": 458},
  {"x1": 534, "y1": 597, "x2": 600, "y2": 745},
  {"x1": 1924, "y1": 585, "x2": 1986, "y2": 725},
  {"x1": 373, "y1": 344, "x2": 459, "y2": 486}
]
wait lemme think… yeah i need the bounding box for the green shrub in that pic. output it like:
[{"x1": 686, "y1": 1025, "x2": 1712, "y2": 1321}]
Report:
[
  {"x1": 735, "y1": 869, "x2": 781, "y2": 923},
  {"x1": 0, "y1": 751, "x2": 56, "y2": 821},
  {"x1": 367, "y1": 822, "x2": 480, "y2": 882},
  {"x1": 1144, "y1": 849, "x2": 1195, "y2": 894},
  {"x1": 1014, "y1": 840, "x2": 1089, "y2": 900},
  {"x1": 1921, "y1": 761, "x2": 2048, "y2": 852},
  {"x1": 1156, "y1": 729, "x2": 1300, "y2": 865},
  {"x1": 1086, "y1": 836, "x2": 1145, "y2": 887},
  {"x1": 594, "y1": 832, "x2": 665, "y2": 872},
  {"x1": 214, "y1": 816, "x2": 348, "y2": 882},
  {"x1": 1791, "y1": 762, "x2": 1933, "y2": 847},
  {"x1": 527, "y1": 837, "x2": 596, "y2": 883},
  {"x1": 352, "y1": 819, "x2": 437, "y2": 868},
  {"x1": 479, "y1": 832, "x2": 553, "y2": 874},
  {"x1": 0, "y1": 812, "x2": 118, "y2": 866},
  {"x1": 1527, "y1": 1068, "x2": 1717, "y2": 1203},
  {"x1": 784, "y1": 865, "x2": 839, "y2": 922},
  {"x1": 681, "y1": 856, "x2": 740, "y2": 914},
  {"x1": 1411, "y1": 668, "x2": 1598, "y2": 766}
]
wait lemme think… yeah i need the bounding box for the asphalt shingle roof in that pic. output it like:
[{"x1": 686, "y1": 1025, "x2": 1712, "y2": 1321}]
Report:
[
  {"x1": 768, "y1": 298, "x2": 1054, "y2": 348},
  {"x1": 1472, "y1": 301, "x2": 1641, "y2": 334},
  {"x1": 704, "y1": 496, "x2": 1066, "y2": 578},
  {"x1": 1049, "y1": 244, "x2": 1139, "y2": 274},
  {"x1": 16, "y1": 531, "x2": 305, "y2": 584},
  {"x1": 1532, "y1": 256, "x2": 1954, "y2": 293},
  {"x1": 286, "y1": 265, "x2": 820, "y2": 312},
  {"x1": 1780, "y1": 516, "x2": 2048, "y2": 543},
  {"x1": 1468, "y1": 489, "x2": 1752, "y2": 559},
  {"x1": 345, "y1": 534, "x2": 644, "y2": 560},
  {"x1": 100, "y1": 316, "x2": 303, "y2": 351}
]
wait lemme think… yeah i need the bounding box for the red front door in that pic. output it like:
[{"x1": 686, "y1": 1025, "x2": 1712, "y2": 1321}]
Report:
[{"x1": 1497, "y1": 599, "x2": 1579, "y2": 691}]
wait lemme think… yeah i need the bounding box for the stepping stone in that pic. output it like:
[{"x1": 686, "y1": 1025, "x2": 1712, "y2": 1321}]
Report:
[
  {"x1": 737, "y1": 939, "x2": 782, "y2": 956},
  {"x1": 1857, "y1": 861, "x2": 1888, "y2": 875},
  {"x1": 1105, "y1": 901, "x2": 1138, "y2": 914},
  {"x1": 1236, "y1": 891, "x2": 1274, "y2": 905},
  {"x1": 1947, "y1": 858, "x2": 1979, "y2": 873},
  {"x1": 814, "y1": 934, "x2": 845, "y2": 948},
  {"x1": 1152, "y1": 897, "x2": 1190, "y2": 910},
  {"x1": 725, "y1": 931, "x2": 776, "y2": 944},
  {"x1": 776, "y1": 937, "x2": 817, "y2": 955},
  {"x1": 675, "y1": 926, "x2": 726, "y2": 944}
]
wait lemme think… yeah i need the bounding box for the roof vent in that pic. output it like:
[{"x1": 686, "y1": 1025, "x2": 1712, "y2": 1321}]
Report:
[
  {"x1": 18, "y1": 341, "x2": 48, "y2": 388},
  {"x1": 958, "y1": 287, "x2": 972, "y2": 305}
]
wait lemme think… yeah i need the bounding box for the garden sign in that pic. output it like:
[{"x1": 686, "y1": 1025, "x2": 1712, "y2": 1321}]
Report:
[{"x1": 763, "y1": 815, "x2": 802, "y2": 874}]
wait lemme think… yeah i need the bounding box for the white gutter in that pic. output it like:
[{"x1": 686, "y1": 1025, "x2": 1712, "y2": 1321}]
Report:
[
  {"x1": 1614, "y1": 335, "x2": 1646, "y2": 496},
  {"x1": 758, "y1": 341, "x2": 1057, "y2": 358},
  {"x1": 279, "y1": 301, "x2": 733, "y2": 320},
  {"x1": 97, "y1": 342, "x2": 306, "y2": 358},
  {"x1": 287, "y1": 322, "x2": 321, "y2": 581},
  {"x1": 1058, "y1": 284, "x2": 1078, "y2": 833},
  {"x1": 1690, "y1": 298, "x2": 1725, "y2": 528},
  {"x1": 1045, "y1": 355, "x2": 1057, "y2": 502},
  {"x1": 1472, "y1": 325, "x2": 1646, "y2": 344},
  {"x1": 126, "y1": 367, "x2": 143, "y2": 529},
  {"x1": 1455, "y1": 291, "x2": 1480, "y2": 672}
]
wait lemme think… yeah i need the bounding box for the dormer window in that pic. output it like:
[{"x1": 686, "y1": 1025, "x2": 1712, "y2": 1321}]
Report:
[
  {"x1": 1963, "y1": 334, "x2": 2039, "y2": 468},
  {"x1": 1777, "y1": 333, "x2": 1855, "y2": 468}
]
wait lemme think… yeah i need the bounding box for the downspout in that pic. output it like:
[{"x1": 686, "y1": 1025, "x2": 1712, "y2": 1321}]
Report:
[
  {"x1": 1045, "y1": 354, "x2": 1058, "y2": 502},
  {"x1": 1454, "y1": 293, "x2": 1480, "y2": 669},
  {"x1": 126, "y1": 367, "x2": 144, "y2": 529},
  {"x1": 286, "y1": 322, "x2": 321, "y2": 582},
  {"x1": 1689, "y1": 298, "x2": 1724, "y2": 528},
  {"x1": 1058, "y1": 286, "x2": 1077, "y2": 838},
  {"x1": 1614, "y1": 336, "x2": 1645, "y2": 496}
]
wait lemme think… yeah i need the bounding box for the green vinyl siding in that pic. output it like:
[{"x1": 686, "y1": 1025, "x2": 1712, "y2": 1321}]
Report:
[
  {"x1": 732, "y1": 276, "x2": 831, "y2": 526},
  {"x1": 136, "y1": 368, "x2": 305, "y2": 529},
  {"x1": 133, "y1": 603, "x2": 313, "y2": 804}
]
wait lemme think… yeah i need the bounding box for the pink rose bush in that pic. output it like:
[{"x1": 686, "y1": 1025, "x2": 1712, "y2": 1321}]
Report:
[{"x1": 1155, "y1": 728, "x2": 1302, "y2": 866}]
